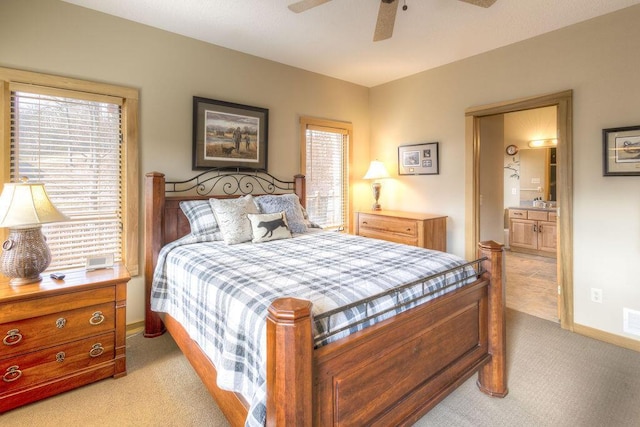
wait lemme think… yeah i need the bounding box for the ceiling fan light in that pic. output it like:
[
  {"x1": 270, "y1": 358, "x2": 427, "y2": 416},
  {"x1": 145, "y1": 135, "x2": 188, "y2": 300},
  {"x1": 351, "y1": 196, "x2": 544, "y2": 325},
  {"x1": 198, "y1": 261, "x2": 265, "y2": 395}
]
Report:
[{"x1": 458, "y1": 0, "x2": 498, "y2": 8}]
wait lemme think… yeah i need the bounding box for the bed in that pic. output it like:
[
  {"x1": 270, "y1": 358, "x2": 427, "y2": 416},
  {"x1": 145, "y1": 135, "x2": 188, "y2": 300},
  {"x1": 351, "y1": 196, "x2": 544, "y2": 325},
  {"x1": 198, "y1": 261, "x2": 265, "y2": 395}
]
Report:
[{"x1": 144, "y1": 169, "x2": 507, "y2": 426}]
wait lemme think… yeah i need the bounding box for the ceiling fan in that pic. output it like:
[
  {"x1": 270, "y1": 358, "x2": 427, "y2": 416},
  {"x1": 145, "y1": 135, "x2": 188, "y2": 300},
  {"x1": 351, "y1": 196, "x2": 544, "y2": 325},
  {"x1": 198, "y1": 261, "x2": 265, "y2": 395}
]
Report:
[{"x1": 288, "y1": 0, "x2": 497, "y2": 42}]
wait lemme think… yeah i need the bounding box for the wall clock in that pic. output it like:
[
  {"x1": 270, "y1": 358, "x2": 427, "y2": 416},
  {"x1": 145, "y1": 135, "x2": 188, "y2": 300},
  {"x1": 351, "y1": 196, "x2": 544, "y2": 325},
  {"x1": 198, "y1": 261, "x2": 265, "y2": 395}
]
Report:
[{"x1": 505, "y1": 144, "x2": 519, "y2": 155}]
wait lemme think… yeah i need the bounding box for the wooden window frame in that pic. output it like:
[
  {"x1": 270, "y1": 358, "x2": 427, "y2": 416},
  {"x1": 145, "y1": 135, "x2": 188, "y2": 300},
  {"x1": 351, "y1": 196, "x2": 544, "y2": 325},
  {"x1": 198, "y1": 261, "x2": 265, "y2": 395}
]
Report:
[
  {"x1": 0, "y1": 67, "x2": 139, "y2": 275},
  {"x1": 299, "y1": 116, "x2": 353, "y2": 231}
]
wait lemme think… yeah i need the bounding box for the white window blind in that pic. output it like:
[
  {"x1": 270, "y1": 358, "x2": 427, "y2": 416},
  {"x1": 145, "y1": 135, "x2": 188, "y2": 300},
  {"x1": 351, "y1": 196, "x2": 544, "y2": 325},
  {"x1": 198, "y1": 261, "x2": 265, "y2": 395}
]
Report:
[
  {"x1": 10, "y1": 89, "x2": 123, "y2": 271},
  {"x1": 304, "y1": 125, "x2": 349, "y2": 229}
]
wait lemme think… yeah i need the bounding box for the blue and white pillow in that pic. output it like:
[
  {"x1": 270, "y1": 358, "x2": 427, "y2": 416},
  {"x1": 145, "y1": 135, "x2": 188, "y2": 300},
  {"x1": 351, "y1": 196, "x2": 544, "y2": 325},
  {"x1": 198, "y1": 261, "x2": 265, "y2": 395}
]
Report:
[
  {"x1": 179, "y1": 200, "x2": 219, "y2": 236},
  {"x1": 254, "y1": 194, "x2": 308, "y2": 234}
]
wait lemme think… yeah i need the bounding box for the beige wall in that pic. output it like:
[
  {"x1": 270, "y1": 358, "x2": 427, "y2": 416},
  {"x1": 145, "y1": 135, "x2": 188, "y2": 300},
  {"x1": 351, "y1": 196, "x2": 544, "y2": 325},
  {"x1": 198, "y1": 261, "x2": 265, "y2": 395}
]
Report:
[
  {"x1": 2, "y1": 0, "x2": 639, "y2": 344},
  {"x1": 0, "y1": 0, "x2": 371, "y2": 324},
  {"x1": 479, "y1": 114, "x2": 505, "y2": 243},
  {"x1": 370, "y1": 6, "x2": 640, "y2": 342}
]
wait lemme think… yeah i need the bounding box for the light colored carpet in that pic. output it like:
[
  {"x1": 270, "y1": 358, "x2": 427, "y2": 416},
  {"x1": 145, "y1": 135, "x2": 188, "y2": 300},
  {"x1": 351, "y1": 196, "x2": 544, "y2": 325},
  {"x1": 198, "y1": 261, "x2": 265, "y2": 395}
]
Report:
[{"x1": 3, "y1": 309, "x2": 640, "y2": 426}]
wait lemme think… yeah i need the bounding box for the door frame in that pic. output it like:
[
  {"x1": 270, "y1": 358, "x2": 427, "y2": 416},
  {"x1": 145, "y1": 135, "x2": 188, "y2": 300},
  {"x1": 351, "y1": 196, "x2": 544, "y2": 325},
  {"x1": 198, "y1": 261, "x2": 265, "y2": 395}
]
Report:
[{"x1": 464, "y1": 90, "x2": 574, "y2": 330}]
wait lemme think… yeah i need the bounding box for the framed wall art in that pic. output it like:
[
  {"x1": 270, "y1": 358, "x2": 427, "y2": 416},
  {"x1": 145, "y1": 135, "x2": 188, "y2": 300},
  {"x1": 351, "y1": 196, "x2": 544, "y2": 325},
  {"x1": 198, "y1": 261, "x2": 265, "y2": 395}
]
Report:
[
  {"x1": 398, "y1": 142, "x2": 439, "y2": 175},
  {"x1": 603, "y1": 125, "x2": 640, "y2": 176},
  {"x1": 192, "y1": 96, "x2": 268, "y2": 170}
]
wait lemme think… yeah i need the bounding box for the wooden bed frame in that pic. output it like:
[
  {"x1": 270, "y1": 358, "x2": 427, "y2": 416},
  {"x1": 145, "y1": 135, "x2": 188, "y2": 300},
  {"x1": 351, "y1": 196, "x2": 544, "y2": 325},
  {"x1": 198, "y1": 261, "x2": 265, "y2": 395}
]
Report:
[{"x1": 144, "y1": 170, "x2": 507, "y2": 426}]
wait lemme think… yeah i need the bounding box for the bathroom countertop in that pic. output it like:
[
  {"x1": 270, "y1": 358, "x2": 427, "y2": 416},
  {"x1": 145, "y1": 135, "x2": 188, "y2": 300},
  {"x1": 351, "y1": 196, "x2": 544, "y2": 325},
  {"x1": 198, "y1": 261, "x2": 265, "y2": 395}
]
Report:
[{"x1": 509, "y1": 205, "x2": 557, "y2": 212}]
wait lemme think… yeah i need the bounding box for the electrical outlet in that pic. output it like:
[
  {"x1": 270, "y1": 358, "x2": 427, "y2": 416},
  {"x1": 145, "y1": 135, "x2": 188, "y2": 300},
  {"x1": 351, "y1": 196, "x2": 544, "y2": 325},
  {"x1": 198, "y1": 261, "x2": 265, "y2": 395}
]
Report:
[
  {"x1": 590, "y1": 288, "x2": 603, "y2": 303},
  {"x1": 511, "y1": 188, "x2": 517, "y2": 195}
]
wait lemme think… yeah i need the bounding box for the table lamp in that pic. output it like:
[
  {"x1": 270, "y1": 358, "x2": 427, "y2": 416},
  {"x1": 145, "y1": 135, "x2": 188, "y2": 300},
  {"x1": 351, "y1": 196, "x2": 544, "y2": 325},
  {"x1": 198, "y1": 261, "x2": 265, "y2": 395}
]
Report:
[
  {"x1": 0, "y1": 181, "x2": 69, "y2": 286},
  {"x1": 363, "y1": 160, "x2": 390, "y2": 211}
]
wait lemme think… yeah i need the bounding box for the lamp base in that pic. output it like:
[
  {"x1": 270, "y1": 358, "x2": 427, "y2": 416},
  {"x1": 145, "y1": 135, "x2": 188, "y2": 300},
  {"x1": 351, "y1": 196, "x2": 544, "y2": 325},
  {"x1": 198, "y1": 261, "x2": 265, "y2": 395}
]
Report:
[
  {"x1": 0, "y1": 225, "x2": 51, "y2": 286},
  {"x1": 371, "y1": 181, "x2": 382, "y2": 211}
]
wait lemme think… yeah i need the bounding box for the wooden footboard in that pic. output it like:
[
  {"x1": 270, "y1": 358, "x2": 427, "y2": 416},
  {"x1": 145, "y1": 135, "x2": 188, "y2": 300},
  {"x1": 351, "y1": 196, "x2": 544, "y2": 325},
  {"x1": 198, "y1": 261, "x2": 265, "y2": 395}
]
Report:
[
  {"x1": 144, "y1": 171, "x2": 507, "y2": 426},
  {"x1": 267, "y1": 241, "x2": 506, "y2": 426}
]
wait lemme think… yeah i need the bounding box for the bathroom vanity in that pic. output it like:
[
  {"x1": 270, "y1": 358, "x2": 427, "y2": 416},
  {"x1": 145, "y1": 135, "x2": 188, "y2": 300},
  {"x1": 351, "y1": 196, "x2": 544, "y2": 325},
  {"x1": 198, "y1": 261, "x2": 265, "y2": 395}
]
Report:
[{"x1": 508, "y1": 206, "x2": 557, "y2": 257}]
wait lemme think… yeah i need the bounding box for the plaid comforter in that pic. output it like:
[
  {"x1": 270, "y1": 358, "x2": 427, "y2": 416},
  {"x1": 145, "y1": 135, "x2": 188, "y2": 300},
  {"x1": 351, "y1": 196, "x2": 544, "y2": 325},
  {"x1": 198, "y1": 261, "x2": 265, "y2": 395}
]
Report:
[{"x1": 151, "y1": 230, "x2": 475, "y2": 427}]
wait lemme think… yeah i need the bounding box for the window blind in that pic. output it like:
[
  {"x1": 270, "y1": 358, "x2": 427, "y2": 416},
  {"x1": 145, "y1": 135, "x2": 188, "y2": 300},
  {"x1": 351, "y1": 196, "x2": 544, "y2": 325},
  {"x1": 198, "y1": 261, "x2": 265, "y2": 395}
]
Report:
[
  {"x1": 10, "y1": 90, "x2": 123, "y2": 271},
  {"x1": 305, "y1": 126, "x2": 348, "y2": 229}
]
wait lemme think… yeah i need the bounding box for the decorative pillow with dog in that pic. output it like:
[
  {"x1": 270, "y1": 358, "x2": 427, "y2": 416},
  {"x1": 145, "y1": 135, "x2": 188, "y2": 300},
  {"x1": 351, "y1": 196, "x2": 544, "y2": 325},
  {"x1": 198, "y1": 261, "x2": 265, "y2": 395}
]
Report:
[
  {"x1": 254, "y1": 194, "x2": 308, "y2": 234},
  {"x1": 210, "y1": 195, "x2": 259, "y2": 244},
  {"x1": 180, "y1": 200, "x2": 219, "y2": 236},
  {"x1": 247, "y1": 212, "x2": 292, "y2": 243}
]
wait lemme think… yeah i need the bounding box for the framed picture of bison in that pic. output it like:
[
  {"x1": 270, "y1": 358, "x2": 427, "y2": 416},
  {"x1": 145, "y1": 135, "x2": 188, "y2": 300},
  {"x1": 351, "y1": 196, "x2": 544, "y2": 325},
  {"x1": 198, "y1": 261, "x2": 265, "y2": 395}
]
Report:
[
  {"x1": 603, "y1": 125, "x2": 640, "y2": 176},
  {"x1": 193, "y1": 96, "x2": 268, "y2": 170}
]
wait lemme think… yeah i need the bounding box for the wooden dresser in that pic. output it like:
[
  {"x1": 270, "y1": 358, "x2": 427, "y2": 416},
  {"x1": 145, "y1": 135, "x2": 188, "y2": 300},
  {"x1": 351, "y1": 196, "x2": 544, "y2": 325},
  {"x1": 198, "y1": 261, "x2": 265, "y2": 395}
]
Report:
[
  {"x1": 355, "y1": 210, "x2": 447, "y2": 251},
  {"x1": 0, "y1": 264, "x2": 129, "y2": 412}
]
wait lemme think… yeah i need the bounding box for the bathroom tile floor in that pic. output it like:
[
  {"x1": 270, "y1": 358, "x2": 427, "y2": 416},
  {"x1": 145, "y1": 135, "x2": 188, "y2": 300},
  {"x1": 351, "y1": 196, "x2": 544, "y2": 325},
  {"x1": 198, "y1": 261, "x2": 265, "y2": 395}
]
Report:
[{"x1": 505, "y1": 250, "x2": 559, "y2": 323}]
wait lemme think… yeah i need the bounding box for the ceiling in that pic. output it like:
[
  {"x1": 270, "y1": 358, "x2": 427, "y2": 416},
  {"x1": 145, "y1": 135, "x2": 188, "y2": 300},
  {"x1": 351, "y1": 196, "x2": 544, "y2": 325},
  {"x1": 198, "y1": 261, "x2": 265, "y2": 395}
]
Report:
[{"x1": 61, "y1": 0, "x2": 640, "y2": 87}]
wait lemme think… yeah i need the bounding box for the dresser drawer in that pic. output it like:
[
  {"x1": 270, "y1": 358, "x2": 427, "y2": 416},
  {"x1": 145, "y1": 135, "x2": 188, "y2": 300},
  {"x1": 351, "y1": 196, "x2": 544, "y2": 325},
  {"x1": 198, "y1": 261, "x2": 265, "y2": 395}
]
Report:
[
  {"x1": 357, "y1": 229, "x2": 418, "y2": 246},
  {"x1": 358, "y1": 214, "x2": 418, "y2": 237},
  {"x1": 1, "y1": 302, "x2": 114, "y2": 359},
  {"x1": 0, "y1": 287, "x2": 115, "y2": 324},
  {"x1": 0, "y1": 331, "x2": 115, "y2": 394},
  {"x1": 508, "y1": 209, "x2": 527, "y2": 219}
]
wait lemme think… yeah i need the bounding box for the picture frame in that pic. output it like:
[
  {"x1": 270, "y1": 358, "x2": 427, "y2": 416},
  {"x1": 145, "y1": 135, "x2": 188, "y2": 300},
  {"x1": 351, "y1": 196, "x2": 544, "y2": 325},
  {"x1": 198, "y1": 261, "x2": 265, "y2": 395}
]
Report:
[
  {"x1": 192, "y1": 96, "x2": 268, "y2": 170},
  {"x1": 398, "y1": 142, "x2": 439, "y2": 175},
  {"x1": 603, "y1": 125, "x2": 640, "y2": 176}
]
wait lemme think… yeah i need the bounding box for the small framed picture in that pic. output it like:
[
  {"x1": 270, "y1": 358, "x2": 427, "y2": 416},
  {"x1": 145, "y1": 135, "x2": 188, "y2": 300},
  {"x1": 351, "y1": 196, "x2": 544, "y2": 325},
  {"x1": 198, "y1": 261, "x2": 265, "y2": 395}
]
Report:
[
  {"x1": 603, "y1": 125, "x2": 640, "y2": 176},
  {"x1": 398, "y1": 142, "x2": 439, "y2": 175}
]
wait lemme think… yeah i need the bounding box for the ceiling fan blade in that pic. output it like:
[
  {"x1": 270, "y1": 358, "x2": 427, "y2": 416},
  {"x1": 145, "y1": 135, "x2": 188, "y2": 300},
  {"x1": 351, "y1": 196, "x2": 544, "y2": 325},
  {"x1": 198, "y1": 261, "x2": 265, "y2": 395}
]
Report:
[
  {"x1": 458, "y1": 0, "x2": 498, "y2": 8},
  {"x1": 373, "y1": 0, "x2": 400, "y2": 42},
  {"x1": 288, "y1": 0, "x2": 333, "y2": 13}
]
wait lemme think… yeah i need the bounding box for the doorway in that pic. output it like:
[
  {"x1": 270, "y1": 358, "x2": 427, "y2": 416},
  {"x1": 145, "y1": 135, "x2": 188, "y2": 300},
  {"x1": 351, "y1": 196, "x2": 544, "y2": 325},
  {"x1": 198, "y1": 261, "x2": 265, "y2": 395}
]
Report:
[
  {"x1": 481, "y1": 106, "x2": 559, "y2": 322},
  {"x1": 464, "y1": 90, "x2": 574, "y2": 331}
]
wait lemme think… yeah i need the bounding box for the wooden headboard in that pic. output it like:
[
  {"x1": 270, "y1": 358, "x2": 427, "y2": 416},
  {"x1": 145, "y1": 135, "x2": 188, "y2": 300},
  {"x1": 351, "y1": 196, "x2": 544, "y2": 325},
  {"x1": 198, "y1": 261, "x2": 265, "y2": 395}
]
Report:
[{"x1": 144, "y1": 169, "x2": 306, "y2": 336}]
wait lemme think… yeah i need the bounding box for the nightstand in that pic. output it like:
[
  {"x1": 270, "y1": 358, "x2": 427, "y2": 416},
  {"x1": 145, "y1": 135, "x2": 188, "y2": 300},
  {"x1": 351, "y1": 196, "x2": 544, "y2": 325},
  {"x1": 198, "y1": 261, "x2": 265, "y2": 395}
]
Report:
[
  {"x1": 0, "y1": 263, "x2": 129, "y2": 412},
  {"x1": 356, "y1": 210, "x2": 447, "y2": 251}
]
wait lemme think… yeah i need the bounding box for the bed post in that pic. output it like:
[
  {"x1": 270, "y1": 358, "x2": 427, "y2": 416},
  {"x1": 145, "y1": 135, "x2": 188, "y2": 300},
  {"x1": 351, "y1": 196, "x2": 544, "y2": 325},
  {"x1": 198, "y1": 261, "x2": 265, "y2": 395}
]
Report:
[
  {"x1": 266, "y1": 297, "x2": 313, "y2": 427},
  {"x1": 294, "y1": 174, "x2": 306, "y2": 208},
  {"x1": 476, "y1": 240, "x2": 508, "y2": 397},
  {"x1": 144, "y1": 172, "x2": 166, "y2": 337}
]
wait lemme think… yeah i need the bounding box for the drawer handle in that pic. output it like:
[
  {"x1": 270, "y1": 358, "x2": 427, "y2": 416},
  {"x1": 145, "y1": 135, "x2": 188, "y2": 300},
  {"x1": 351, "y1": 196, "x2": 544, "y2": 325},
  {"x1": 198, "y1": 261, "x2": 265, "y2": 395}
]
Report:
[
  {"x1": 56, "y1": 351, "x2": 66, "y2": 363},
  {"x1": 3, "y1": 365, "x2": 22, "y2": 383},
  {"x1": 56, "y1": 318, "x2": 67, "y2": 329},
  {"x1": 362, "y1": 221, "x2": 368, "y2": 225},
  {"x1": 89, "y1": 343, "x2": 104, "y2": 358},
  {"x1": 3, "y1": 329, "x2": 23, "y2": 346},
  {"x1": 514, "y1": 212, "x2": 523, "y2": 216},
  {"x1": 89, "y1": 311, "x2": 105, "y2": 326}
]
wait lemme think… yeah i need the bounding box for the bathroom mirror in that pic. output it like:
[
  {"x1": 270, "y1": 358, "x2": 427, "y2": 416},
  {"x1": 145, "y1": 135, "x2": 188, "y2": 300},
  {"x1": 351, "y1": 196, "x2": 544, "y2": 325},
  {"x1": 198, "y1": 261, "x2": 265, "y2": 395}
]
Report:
[{"x1": 518, "y1": 147, "x2": 556, "y2": 202}]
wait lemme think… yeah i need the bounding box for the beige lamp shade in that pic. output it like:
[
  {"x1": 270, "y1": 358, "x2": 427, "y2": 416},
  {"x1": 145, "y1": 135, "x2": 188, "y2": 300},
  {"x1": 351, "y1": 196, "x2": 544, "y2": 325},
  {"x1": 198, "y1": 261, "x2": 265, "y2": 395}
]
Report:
[
  {"x1": 0, "y1": 182, "x2": 69, "y2": 228},
  {"x1": 363, "y1": 160, "x2": 390, "y2": 180}
]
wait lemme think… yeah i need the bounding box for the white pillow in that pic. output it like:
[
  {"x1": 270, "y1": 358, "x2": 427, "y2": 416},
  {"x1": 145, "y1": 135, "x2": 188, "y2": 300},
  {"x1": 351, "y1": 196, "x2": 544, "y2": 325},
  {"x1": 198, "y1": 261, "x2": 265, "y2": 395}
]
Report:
[
  {"x1": 248, "y1": 212, "x2": 292, "y2": 243},
  {"x1": 209, "y1": 195, "x2": 259, "y2": 244}
]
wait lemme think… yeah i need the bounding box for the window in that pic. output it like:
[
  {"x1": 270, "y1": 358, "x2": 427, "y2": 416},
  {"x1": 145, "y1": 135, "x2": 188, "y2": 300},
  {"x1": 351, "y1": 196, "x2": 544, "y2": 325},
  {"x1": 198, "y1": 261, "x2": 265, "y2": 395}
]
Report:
[
  {"x1": 299, "y1": 117, "x2": 352, "y2": 230},
  {"x1": 0, "y1": 68, "x2": 139, "y2": 275}
]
